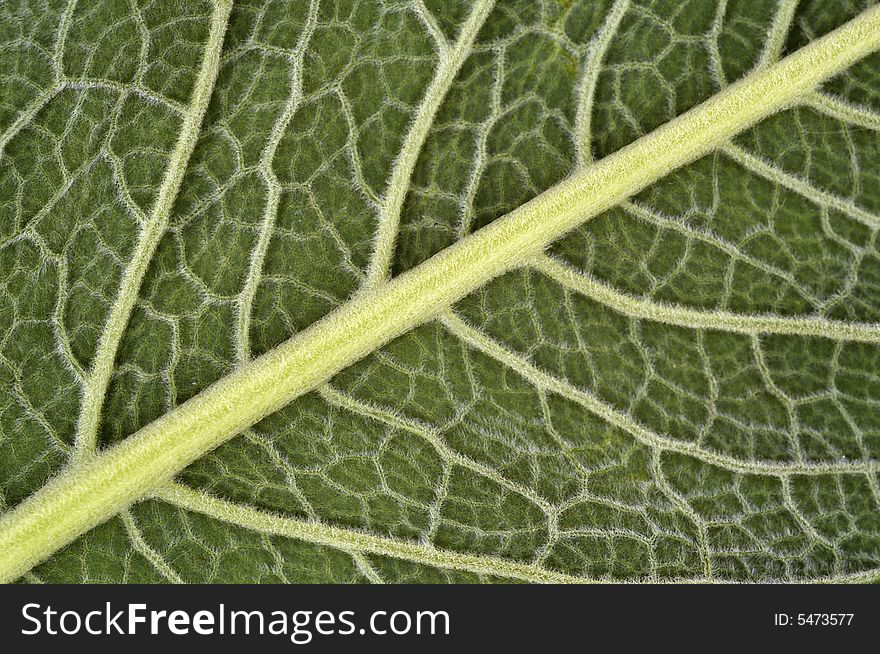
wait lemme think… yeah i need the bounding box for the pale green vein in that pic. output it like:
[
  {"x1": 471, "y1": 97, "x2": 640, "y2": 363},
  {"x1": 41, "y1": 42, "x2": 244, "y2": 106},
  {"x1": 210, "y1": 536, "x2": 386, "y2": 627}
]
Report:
[
  {"x1": 0, "y1": 0, "x2": 75, "y2": 157},
  {"x1": 153, "y1": 481, "x2": 595, "y2": 584},
  {"x1": 53, "y1": 0, "x2": 77, "y2": 76},
  {"x1": 411, "y1": 0, "x2": 450, "y2": 52},
  {"x1": 235, "y1": 0, "x2": 319, "y2": 364},
  {"x1": 706, "y1": 0, "x2": 728, "y2": 89},
  {"x1": 127, "y1": 0, "x2": 151, "y2": 86},
  {"x1": 439, "y1": 310, "x2": 878, "y2": 478},
  {"x1": 350, "y1": 552, "x2": 384, "y2": 583},
  {"x1": 755, "y1": 0, "x2": 801, "y2": 70},
  {"x1": 456, "y1": 51, "x2": 503, "y2": 238},
  {"x1": 649, "y1": 449, "x2": 712, "y2": 577},
  {"x1": 803, "y1": 91, "x2": 880, "y2": 132},
  {"x1": 318, "y1": 384, "x2": 555, "y2": 514},
  {"x1": 620, "y1": 198, "x2": 822, "y2": 305},
  {"x1": 0, "y1": 85, "x2": 62, "y2": 159},
  {"x1": 121, "y1": 509, "x2": 183, "y2": 583},
  {"x1": 336, "y1": 89, "x2": 382, "y2": 206},
  {"x1": 65, "y1": 77, "x2": 188, "y2": 115},
  {"x1": 0, "y1": 352, "x2": 70, "y2": 455},
  {"x1": 750, "y1": 334, "x2": 804, "y2": 463},
  {"x1": 153, "y1": 482, "x2": 880, "y2": 584},
  {"x1": 722, "y1": 143, "x2": 880, "y2": 229},
  {"x1": 239, "y1": 427, "x2": 318, "y2": 520},
  {"x1": 1, "y1": 7, "x2": 878, "y2": 582},
  {"x1": 72, "y1": 0, "x2": 233, "y2": 460},
  {"x1": 531, "y1": 253, "x2": 880, "y2": 344},
  {"x1": 574, "y1": 0, "x2": 630, "y2": 167},
  {"x1": 779, "y1": 476, "x2": 832, "y2": 549},
  {"x1": 53, "y1": 259, "x2": 87, "y2": 382},
  {"x1": 364, "y1": 0, "x2": 496, "y2": 287}
]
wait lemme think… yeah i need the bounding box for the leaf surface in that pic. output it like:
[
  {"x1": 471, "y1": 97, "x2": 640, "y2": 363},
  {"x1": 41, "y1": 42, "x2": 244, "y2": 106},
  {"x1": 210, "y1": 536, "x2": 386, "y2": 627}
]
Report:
[{"x1": 2, "y1": 0, "x2": 880, "y2": 583}]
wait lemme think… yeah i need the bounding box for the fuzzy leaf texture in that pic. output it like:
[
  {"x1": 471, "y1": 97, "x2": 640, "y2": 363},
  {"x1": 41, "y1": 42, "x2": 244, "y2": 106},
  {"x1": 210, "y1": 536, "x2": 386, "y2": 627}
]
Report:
[{"x1": 1, "y1": 0, "x2": 880, "y2": 583}]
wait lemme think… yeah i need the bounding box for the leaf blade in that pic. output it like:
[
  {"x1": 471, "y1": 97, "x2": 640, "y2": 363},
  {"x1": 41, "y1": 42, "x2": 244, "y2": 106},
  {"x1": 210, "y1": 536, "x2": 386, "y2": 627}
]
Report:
[{"x1": 2, "y1": 1, "x2": 880, "y2": 583}]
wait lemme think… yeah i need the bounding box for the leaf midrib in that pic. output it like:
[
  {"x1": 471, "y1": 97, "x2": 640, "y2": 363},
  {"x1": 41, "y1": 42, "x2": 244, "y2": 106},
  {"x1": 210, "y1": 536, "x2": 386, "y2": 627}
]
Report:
[{"x1": 2, "y1": 5, "x2": 880, "y2": 583}]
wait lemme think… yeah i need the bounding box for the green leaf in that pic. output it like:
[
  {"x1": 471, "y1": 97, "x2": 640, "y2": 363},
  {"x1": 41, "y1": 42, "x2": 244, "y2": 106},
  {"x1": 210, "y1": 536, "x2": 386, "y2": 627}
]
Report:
[{"x1": 1, "y1": 0, "x2": 879, "y2": 583}]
